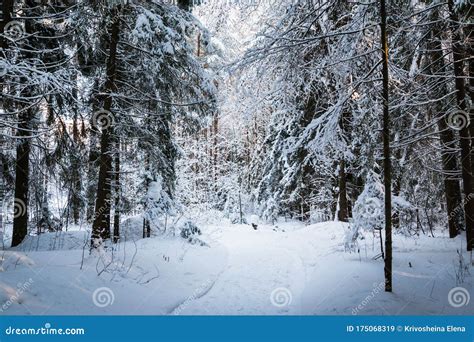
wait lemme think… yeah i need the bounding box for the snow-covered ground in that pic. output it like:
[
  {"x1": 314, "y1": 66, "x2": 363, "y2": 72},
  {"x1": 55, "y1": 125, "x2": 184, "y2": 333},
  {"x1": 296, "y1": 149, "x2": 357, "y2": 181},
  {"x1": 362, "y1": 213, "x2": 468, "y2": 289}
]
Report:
[{"x1": 0, "y1": 218, "x2": 472, "y2": 315}]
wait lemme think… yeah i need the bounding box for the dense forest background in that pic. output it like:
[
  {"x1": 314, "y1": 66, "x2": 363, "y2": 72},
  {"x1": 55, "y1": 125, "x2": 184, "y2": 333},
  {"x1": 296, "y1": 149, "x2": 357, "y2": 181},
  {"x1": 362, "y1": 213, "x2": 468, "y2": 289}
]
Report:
[{"x1": 0, "y1": 0, "x2": 473, "y2": 297}]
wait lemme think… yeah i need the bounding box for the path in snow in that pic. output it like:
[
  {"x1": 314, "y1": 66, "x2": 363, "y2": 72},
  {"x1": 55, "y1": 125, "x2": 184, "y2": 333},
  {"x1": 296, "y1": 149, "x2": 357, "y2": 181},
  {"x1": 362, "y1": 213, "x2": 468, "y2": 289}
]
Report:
[
  {"x1": 176, "y1": 222, "x2": 344, "y2": 315},
  {"x1": 1, "y1": 220, "x2": 472, "y2": 315},
  {"x1": 174, "y1": 221, "x2": 473, "y2": 315}
]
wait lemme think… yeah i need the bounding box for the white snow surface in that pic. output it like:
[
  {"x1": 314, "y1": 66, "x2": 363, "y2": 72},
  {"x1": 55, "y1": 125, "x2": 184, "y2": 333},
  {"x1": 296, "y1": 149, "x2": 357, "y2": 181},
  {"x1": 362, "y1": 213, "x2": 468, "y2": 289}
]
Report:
[{"x1": 0, "y1": 218, "x2": 472, "y2": 315}]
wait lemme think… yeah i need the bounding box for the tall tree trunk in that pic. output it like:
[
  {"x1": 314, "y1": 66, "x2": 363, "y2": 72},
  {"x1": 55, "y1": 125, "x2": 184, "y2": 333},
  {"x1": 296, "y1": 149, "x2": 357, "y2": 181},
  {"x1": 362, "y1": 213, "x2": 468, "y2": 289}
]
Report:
[
  {"x1": 11, "y1": 112, "x2": 32, "y2": 247},
  {"x1": 337, "y1": 107, "x2": 352, "y2": 222},
  {"x1": 86, "y1": 116, "x2": 99, "y2": 221},
  {"x1": 380, "y1": 0, "x2": 392, "y2": 292},
  {"x1": 0, "y1": 0, "x2": 14, "y2": 246},
  {"x1": 212, "y1": 112, "x2": 219, "y2": 193},
  {"x1": 337, "y1": 159, "x2": 349, "y2": 222},
  {"x1": 91, "y1": 9, "x2": 120, "y2": 247},
  {"x1": 143, "y1": 218, "x2": 150, "y2": 239},
  {"x1": 429, "y1": 14, "x2": 463, "y2": 238},
  {"x1": 436, "y1": 113, "x2": 462, "y2": 238},
  {"x1": 113, "y1": 138, "x2": 120, "y2": 243},
  {"x1": 468, "y1": 11, "x2": 474, "y2": 242},
  {"x1": 467, "y1": 4, "x2": 474, "y2": 159},
  {"x1": 142, "y1": 155, "x2": 151, "y2": 239},
  {"x1": 71, "y1": 111, "x2": 82, "y2": 225},
  {"x1": 11, "y1": 1, "x2": 35, "y2": 247},
  {"x1": 448, "y1": 0, "x2": 474, "y2": 251}
]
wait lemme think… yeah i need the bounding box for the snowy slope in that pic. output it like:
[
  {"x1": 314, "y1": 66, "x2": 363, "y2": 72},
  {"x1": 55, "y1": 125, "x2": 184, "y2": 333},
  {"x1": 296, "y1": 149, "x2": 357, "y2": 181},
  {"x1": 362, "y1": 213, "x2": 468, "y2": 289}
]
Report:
[{"x1": 0, "y1": 220, "x2": 472, "y2": 315}]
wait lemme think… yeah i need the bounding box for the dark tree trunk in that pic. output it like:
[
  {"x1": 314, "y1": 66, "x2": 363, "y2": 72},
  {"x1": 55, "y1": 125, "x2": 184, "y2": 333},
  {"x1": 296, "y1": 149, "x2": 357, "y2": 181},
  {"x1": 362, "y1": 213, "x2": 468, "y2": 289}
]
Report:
[
  {"x1": 460, "y1": 3, "x2": 474, "y2": 247},
  {"x1": 330, "y1": 160, "x2": 339, "y2": 220},
  {"x1": 468, "y1": 14, "x2": 474, "y2": 241},
  {"x1": 113, "y1": 138, "x2": 120, "y2": 243},
  {"x1": 212, "y1": 112, "x2": 219, "y2": 192},
  {"x1": 337, "y1": 107, "x2": 352, "y2": 222},
  {"x1": 11, "y1": 109, "x2": 32, "y2": 247},
  {"x1": 86, "y1": 117, "x2": 99, "y2": 221},
  {"x1": 142, "y1": 155, "x2": 151, "y2": 239},
  {"x1": 380, "y1": 0, "x2": 392, "y2": 292},
  {"x1": 436, "y1": 117, "x2": 462, "y2": 238},
  {"x1": 71, "y1": 111, "x2": 82, "y2": 225},
  {"x1": 0, "y1": 0, "x2": 14, "y2": 246},
  {"x1": 11, "y1": 1, "x2": 35, "y2": 247},
  {"x1": 142, "y1": 217, "x2": 151, "y2": 239},
  {"x1": 429, "y1": 14, "x2": 463, "y2": 238},
  {"x1": 91, "y1": 10, "x2": 120, "y2": 247},
  {"x1": 448, "y1": 0, "x2": 474, "y2": 251},
  {"x1": 337, "y1": 159, "x2": 349, "y2": 222}
]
